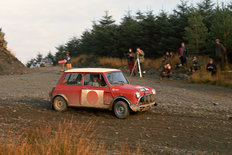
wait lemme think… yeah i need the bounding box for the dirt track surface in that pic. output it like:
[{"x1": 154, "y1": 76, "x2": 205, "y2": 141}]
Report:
[{"x1": 0, "y1": 67, "x2": 232, "y2": 154}]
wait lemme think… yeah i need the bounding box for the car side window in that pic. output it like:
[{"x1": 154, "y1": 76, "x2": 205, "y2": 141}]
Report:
[
  {"x1": 84, "y1": 73, "x2": 107, "y2": 87},
  {"x1": 62, "y1": 73, "x2": 82, "y2": 85}
]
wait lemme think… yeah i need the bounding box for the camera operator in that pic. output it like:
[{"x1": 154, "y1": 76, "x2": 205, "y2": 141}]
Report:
[{"x1": 136, "y1": 48, "x2": 146, "y2": 76}]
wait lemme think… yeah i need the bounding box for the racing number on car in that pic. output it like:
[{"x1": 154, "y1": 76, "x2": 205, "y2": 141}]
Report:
[{"x1": 81, "y1": 89, "x2": 104, "y2": 106}]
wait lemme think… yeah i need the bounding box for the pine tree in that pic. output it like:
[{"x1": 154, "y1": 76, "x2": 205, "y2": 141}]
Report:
[
  {"x1": 171, "y1": 0, "x2": 190, "y2": 49},
  {"x1": 210, "y1": 4, "x2": 232, "y2": 61},
  {"x1": 184, "y1": 10, "x2": 208, "y2": 55},
  {"x1": 79, "y1": 30, "x2": 95, "y2": 54},
  {"x1": 65, "y1": 37, "x2": 80, "y2": 56},
  {"x1": 155, "y1": 11, "x2": 173, "y2": 56},
  {"x1": 55, "y1": 45, "x2": 66, "y2": 63},
  {"x1": 197, "y1": 0, "x2": 215, "y2": 30},
  {"x1": 227, "y1": 2, "x2": 232, "y2": 11},
  {"x1": 99, "y1": 11, "x2": 115, "y2": 27},
  {"x1": 91, "y1": 11, "x2": 119, "y2": 57},
  {"x1": 46, "y1": 52, "x2": 54, "y2": 62},
  {"x1": 36, "y1": 53, "x2": 43, "y2": 63},
  {"x1": 118, "y1": 12, "x2": 141, "y2": 55},
  {"x1": 136, "y1": 11, "x2": 157, "y2": 57},
  {"x1": 26, "y1": 58, "x2": 36, "y2": 68}
]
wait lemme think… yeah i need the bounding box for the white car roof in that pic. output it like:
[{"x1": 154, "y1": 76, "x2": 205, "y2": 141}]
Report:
[{"x1": 65, "y1": 68, "x2": 121, "y2": 73}]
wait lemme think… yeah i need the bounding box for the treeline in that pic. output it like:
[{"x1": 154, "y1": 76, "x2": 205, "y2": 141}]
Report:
[{"x1": 45, "y1": 0, "x2": 232, "y2": 65}]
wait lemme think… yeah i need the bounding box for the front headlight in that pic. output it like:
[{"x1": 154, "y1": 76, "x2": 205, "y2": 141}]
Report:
[
  {"x1": 135, "y1": 91, "x2": 140, "y2": 98},
  {"x1": 152, "y1": 89, "x2": 156, "y2": 94}
]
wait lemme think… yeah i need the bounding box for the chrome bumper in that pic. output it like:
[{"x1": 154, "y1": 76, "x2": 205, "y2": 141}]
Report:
[{"x1": 130, "y1": 102, "x2": 156, "y2": 112}]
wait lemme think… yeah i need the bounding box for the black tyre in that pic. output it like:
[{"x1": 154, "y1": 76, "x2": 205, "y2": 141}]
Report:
[
  {"x1": 113, "y1": 101, "x2": 129, "y2": 119},
  {"x1": 53, "y1": 96, "x2": 67, "y2": 112}
]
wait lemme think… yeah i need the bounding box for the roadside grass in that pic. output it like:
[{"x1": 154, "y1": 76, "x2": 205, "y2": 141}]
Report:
[
  {"x1": 98, "y1": 57, "x2": 127, "y2": 68},
  {"x1": 0, "y1": 120, "x2": 142, "y2": 155},
  {"x1": 190, "y1": 67, "x2": 232, "y2": 88},
  {"x1": 186, "y1": 55, "x2": 232, "y2": 88},
  {"x1": 72, "y1": 54, "x2": 90, "y2": 67}
]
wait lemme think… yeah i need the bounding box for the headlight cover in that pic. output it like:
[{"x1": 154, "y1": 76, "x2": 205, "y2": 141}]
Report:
[
  {"x1": 135, "y1": 91, "x2": 140, "y2": 98},
  {"x1": 152, "y1": 89, "x2": 156, "y2": 94}
]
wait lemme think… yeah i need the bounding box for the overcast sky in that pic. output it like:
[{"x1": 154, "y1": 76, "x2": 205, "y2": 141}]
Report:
[{"x1": 0, "y1": 0, "x2": 231, "y2": 64}]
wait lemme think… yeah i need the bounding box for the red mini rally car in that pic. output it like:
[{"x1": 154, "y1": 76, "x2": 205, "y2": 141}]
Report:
[{"x1": 49, "y1": 68, "x2": 156, "y2": 119}]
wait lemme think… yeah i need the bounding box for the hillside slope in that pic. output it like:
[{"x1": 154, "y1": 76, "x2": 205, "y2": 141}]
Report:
[
  {"x1": 0, "y1": 49, "x2": 27, "y2": 75},
  {"x1": 0, "y1": 34, "x2": 27, "y2": 75}
]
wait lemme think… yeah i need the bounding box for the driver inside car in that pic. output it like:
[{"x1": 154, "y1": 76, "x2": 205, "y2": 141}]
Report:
[{"x1": 88, "y1": 75, "x2": 100, "y2": 87}]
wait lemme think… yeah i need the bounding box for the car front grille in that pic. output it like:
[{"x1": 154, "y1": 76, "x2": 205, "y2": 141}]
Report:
[{"x1": 139, "y1": 94, "x2": 156, "y2": 104}]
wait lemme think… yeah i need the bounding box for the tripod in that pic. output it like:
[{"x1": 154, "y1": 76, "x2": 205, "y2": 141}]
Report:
[{"x1": 130, "y1": 53, "x2": 142, "y2": 78}]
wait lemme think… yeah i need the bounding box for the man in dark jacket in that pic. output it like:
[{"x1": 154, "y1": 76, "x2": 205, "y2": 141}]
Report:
[
  {"x1": 178, "y1": 42, "x2": 188, "y2": 66},
  {"x1": 207, "y1": 58, "x2": 217, "y2": 75},
  {"x1": 215, "y1": 39, "x2": 227, "y2": 70}
]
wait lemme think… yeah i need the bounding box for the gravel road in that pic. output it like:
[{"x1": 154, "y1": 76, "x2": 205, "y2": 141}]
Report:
[{"x1": 0, "y1": 67, "x2": 231, "y2": 154}]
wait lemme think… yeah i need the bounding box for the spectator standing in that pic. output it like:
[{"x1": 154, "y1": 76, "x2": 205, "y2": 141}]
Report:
[
  {"x1": 215, "y1": 39, "x2": 227, "y2": 70},
  {"x1": 127, "y1": 48, "x2": 136, "y2": 76},
  {"x1": 64, "y1": 51, "x2": 72, "y2": 70},
  {"x1": 178, "y1": 42, "x2": 188, "y2": 66}
]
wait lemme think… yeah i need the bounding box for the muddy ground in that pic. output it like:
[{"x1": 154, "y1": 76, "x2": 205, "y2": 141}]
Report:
[{"x1": 0, "y1": 67, "x2": 232, "y2": 154}]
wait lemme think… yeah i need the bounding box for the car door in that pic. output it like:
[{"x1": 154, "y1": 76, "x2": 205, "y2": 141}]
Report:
[
  {"x1": 81, "y1": 73, "x2": 113, "y2": 108},
  {"x1": 61, "y1": 73, "x2": 83, "y2": 106}
]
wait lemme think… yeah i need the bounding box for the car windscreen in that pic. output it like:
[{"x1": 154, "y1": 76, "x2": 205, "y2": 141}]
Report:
[{"x1": 106, "y1": 72, "x2": 128, "y2": 85}]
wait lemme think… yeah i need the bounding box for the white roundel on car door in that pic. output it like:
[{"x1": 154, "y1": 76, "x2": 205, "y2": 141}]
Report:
[{"x1": 81, "y1": 89, "x2": 104, "y2": 106}]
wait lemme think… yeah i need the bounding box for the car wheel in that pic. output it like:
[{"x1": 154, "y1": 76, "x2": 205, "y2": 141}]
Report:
[
  {"x1": 114, "y1": 101, "x2": 129, "y2": 119},
  {"x1": 53, "y1": 96, "x2": 67, "y2": 112}
]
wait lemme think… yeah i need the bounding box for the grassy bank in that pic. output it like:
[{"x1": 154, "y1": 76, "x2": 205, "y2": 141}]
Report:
[
  {"x1": 190, "y1": 69, "x2": 232, "y2": 88},
  {"x1": 0, "y1": 120, "x2": 141, "y2": 155},
  {"x1": 68, "y1": 54, "x2": 232, "y2": 88}
]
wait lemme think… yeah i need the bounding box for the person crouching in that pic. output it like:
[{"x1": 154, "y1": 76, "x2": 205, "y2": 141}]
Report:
[
  {"x1": 207, "y1": 58, "x2": 217, "y2": 76},
  {"x1": 160, "y1": 63, "x2": 171, "y2": 80},
  {"x1": 189, "y1": 56, "x2": 201, "y2": 73}
]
